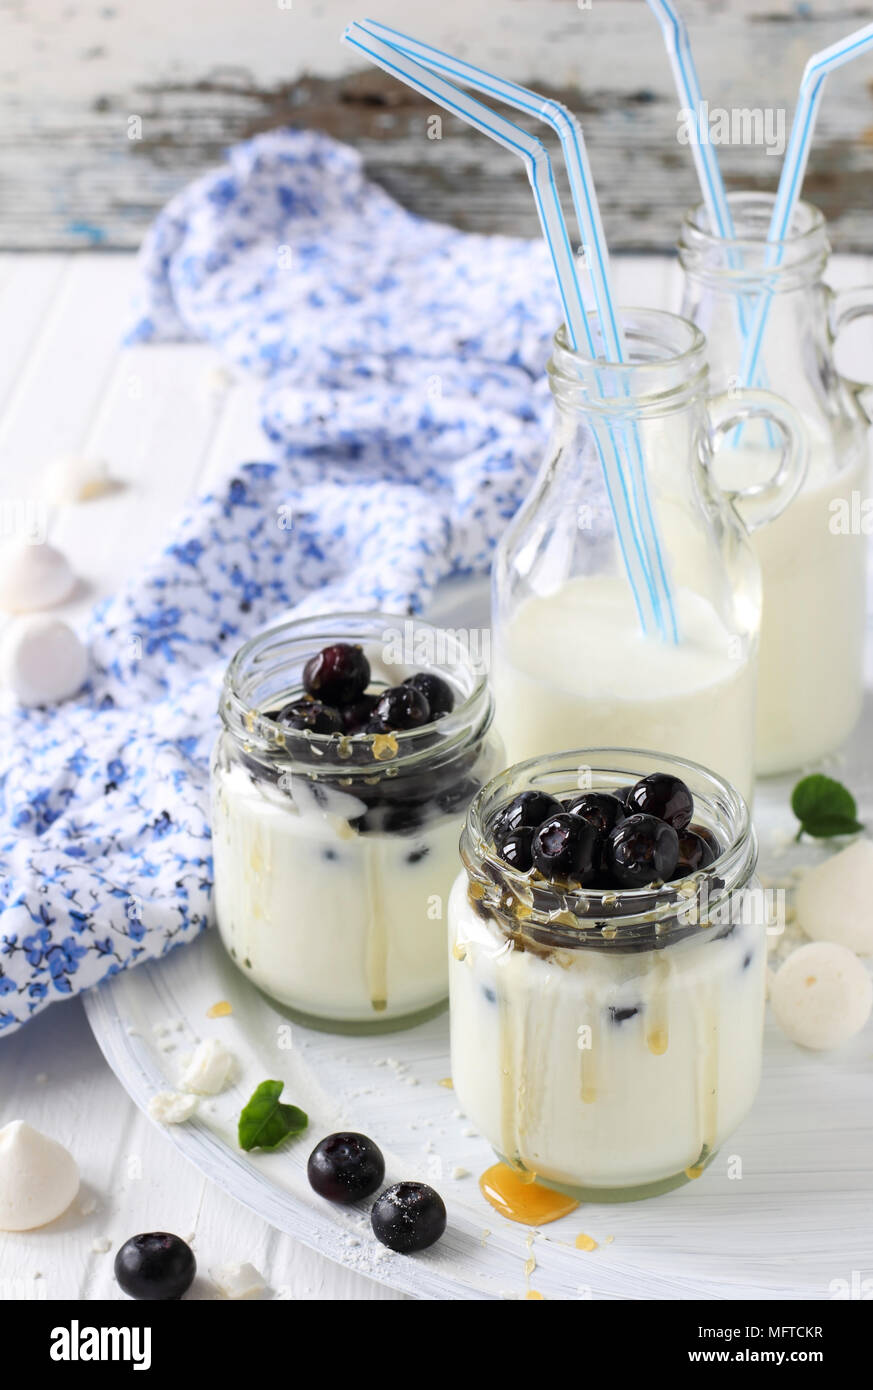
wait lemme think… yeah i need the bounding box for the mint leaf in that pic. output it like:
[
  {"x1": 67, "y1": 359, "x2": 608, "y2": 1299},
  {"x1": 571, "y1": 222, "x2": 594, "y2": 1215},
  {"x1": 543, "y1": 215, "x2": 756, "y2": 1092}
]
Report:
[
  {"x1": 791, "y1": 774, "x2": 864, "y2": 840},
  {"x1": 238, "y1": 1080, "x2": 308, "y2": 1152}
]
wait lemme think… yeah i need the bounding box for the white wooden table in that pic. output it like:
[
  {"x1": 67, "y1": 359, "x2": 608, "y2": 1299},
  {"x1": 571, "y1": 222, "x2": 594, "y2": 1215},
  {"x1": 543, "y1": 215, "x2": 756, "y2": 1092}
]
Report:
[{"x1": 0, "y1": 251, "x2": 870, "y2": 1302}]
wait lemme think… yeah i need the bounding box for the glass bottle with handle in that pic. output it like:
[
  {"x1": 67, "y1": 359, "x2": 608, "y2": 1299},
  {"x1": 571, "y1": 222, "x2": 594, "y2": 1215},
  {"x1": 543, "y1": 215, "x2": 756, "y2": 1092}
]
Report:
[
  {"x1": 679, "y1": 192, "x2": 872, "y2": 775},
  {"x1": 491, "y1": 307, "x2": 808, "y2": 803}
]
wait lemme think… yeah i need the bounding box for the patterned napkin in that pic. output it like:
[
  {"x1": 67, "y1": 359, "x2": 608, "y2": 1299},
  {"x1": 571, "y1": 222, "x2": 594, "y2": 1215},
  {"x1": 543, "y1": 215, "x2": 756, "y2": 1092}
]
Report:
[{"x1": 0, "y1": 128, "x2": 560, "y2": 1035}]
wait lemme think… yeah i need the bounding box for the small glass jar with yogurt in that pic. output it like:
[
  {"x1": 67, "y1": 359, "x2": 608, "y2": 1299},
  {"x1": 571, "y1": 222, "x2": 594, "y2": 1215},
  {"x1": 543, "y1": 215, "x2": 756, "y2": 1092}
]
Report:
[
  {"x1": 449, "y1": 748, "x2": 766, "y2": 1201},
  {"x1": 212, "y1": 613, "x2": 501, "y2": 1032},
  {"x1": 491, "y1": 307, "x2": 808, "y2": 804},
  {"x1": 679, "y1": 193, "x2": 872, "y2": 774}
]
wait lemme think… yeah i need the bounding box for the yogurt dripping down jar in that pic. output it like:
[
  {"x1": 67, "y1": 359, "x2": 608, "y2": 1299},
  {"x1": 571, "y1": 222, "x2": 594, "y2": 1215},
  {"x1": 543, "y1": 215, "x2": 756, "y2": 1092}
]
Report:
[
  {"x1": 448, "y1": 748, "x2": 766, "y2": 1202},
  {"x1": 679, "y1": 193, "x2": 872, "y2": 774},
  {"x1": 491, "y1": 307, "x2": 809, "y2": 803},
  {"x1": 211, "y1": 613, "x2": 502, "y2": 1032}
]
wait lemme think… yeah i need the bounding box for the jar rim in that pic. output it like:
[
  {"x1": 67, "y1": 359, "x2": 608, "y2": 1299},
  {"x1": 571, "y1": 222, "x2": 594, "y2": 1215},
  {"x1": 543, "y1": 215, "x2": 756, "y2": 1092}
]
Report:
[
  {"x1": 220, "y1": 610, "x2": 494, "y2": 776},
  {"x1": 461, "y1": 746, "x2": 757, "y2": 943},
  {"x1": 681, "y1": 190, "x2": 827, "y2": 254},
  {"x1": 549, "y1": 308, "x2": 709, "y2": 410}
]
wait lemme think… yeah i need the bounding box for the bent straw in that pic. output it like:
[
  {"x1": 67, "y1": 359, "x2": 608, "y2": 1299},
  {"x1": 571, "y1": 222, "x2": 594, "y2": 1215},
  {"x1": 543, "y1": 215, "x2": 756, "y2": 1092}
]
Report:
[
  {"x1": 646, "y1": 0, "x2": 776, "y2": 446},
  {"x1": 741, "y1": 19, "x2": 873, "y2": 389},
  {"x1": 645, "y1": 0, "x2": 733, "y2": 239},
  {"x1": 360, "y1": 18, "x2": 678, "y2": 642},
  {"x1": 345, "y1": 19, "x2": 676, "y2": 640}
]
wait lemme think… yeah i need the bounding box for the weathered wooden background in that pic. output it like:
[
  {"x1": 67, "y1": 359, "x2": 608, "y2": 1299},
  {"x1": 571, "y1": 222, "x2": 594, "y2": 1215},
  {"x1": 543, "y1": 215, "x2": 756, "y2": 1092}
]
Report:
[{"x1": 3, "y1": 0, "x2": 873, "y2": 251}]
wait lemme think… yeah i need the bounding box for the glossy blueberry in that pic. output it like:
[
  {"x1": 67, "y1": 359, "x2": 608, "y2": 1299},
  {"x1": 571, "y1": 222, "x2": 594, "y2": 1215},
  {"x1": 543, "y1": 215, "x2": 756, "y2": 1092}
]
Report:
[
  {"x1": 672, "y1": 827, "x2": 716, "y2": 877},
  {"x1": 307, "y1": 1132, "x2": 385, "y2": 1204},
  {"x1": 564, "y1": 792, "x2": 626, "y2": 835},
  {"x1": 371, "y1": 1181, "x2": 447, "y2": 1253},
  {"x1": 402, "y1": 671, "x2": 455, "y2": 717},
  {"x1": 340, "y1": 692, "x2": 379, "y2": 734},
  {"x1": 613, "y1": 784, "x2": 635, "y2": 809},
  {"x1": 275, "y1": 699, "x2": 344, "y2": 735},
  {"x1": 626, "y1": 773, "x2": 694, "y2": 830},
  {"x1": 493, "y1": 790, "x2": 564, "y2": 840},
  {"x1": 605, "y1": 813, "x2": 680, "y2": 888},
  {"x1": 609, "y1": 1004, "x2": 641, "y2": 1024},
  {"x1": 114, "y1": 1232, "x2": 196, "y2": 1301},
  {"x1": 532, "y1": 813, "x2": 602, "y2": 884},
  {"x1": 690, "y1": 822, "x2": 721, "y2": 860},
  {"x1": 303, "y1": 642, "x2": 370, "y2": 705},
  {"x1": 495, "y1": 824, "x2": 535, "y2": 871},
  {"x1": 374, "y1": 685, "x2": 431, "y2": 731}
]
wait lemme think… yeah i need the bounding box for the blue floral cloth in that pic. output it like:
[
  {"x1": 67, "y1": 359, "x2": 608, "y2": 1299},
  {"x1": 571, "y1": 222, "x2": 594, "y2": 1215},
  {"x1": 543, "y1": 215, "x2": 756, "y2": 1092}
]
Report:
[{"x1": 0, "y1": 129, "x2": 560, "y2": 1035}]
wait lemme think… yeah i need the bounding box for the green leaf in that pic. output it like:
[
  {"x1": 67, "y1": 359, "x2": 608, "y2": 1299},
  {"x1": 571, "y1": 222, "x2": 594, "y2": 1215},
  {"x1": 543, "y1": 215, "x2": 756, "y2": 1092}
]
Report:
[
  {"x1": 238, "y1": 1080, "x2": 308, "y2": 1152},
  {"x1": 791, "y1": 774, "x2": 864, "y2": 840}
]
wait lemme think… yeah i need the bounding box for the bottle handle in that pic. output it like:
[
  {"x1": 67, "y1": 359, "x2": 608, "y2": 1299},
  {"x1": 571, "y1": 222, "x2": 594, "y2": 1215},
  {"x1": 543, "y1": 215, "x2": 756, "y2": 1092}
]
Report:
[
  {"x1": 828, "y1": 284, "x2": 873, "y2": 425},
  {"x1": 708, "y1": 388, "x2": 809, "y2": 533}
]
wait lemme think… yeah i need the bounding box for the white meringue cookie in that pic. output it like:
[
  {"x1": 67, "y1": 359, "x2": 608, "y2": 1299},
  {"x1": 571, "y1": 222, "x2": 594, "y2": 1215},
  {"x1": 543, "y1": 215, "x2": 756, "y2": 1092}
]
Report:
[
  {"x1": 0, "y1": 1120, "x2": 80, "y2": 1231},
  {"x1": 42, "y1": 454, "x2": 111, "y2": 505},
  {"x1": 147, "y1": 1091, "x2": 199, "y2": 1125},
  {"x1": 795, "y1": 838, "x2": 873, "y2": 956},
  {"x1": 0, "y1": 540, "x2": 76, "y2": 612},
  {"x1": 0, "y1": 616, "x2": 88, "y2": 705},
  {"x1": 770, "y1": 941, "x2": 872, "y2": 1050}
]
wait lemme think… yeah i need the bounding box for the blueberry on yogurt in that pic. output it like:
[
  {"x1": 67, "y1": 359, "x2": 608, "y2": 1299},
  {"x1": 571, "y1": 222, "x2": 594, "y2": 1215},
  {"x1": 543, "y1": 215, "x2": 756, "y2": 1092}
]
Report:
[
  {"x1": 403, "y1": 671, "x2": 455, "y2": 717},
  {"x1": 303, "y1": 642, "x2": 370, "y2": 705},
  {"x1": 532, "y1": 813, "x2": 601, "y2": 885},
  {"x1": 564, "y1": 791, "x2": 626, "y2": 835},
  {"x1": 275, "y1": 699, "x2": 344, "y2": 735},
  {"x1": 626, "y1": 773, "x2": 693, "y2": 830},
  {"x1": 605, "y1": 813, "x2": 680, "y2": 888},
  {"x1": 374, "y1": 685, "x2": 432, "y2": 731},
  {"x1": 494, "y1": 790, "x2": 563, "y2": 839},
  {"x1": 494, "y1": 824, "x2": 536, "y2": 872}
]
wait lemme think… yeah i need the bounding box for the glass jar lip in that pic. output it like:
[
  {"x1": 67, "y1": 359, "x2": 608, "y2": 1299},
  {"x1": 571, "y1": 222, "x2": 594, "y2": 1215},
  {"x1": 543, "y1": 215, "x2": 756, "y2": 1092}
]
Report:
[
  {"x1": 550, "y1": 307, "x2": 707, "y2": 380},
  {"x1": 220, "y1": 610, "x2": 493, "y2": 775},
  {"x1": 680, "y1": 190, "x2": 827, "y2": 255},
  {"x1": 461, "y1": 745, "x2": 756, "y2": 936}
]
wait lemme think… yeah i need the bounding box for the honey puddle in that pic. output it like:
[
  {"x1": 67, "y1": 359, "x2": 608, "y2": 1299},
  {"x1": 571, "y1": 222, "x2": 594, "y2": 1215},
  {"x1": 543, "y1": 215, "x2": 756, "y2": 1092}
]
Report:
[{"x1": 479, "y1": 1163, "x2": 579, "y2": 1225}]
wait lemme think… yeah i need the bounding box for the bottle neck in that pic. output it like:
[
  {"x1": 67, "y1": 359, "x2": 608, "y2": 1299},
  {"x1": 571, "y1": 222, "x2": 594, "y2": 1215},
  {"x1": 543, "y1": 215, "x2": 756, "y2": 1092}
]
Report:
[{"x1": 678, "y1": 192, "x2": 829, "y2": 297}]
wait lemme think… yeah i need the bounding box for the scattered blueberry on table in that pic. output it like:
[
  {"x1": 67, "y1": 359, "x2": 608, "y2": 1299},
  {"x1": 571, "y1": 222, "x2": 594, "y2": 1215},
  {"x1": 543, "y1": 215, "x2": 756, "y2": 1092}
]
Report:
[{"x1": 114, "y1": 1232, "x2": 196, "y2": 1301}]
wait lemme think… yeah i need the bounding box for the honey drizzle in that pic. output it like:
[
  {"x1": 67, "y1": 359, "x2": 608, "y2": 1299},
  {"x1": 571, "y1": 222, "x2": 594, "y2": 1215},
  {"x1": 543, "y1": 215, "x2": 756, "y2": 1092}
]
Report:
[
  {"x1": 479, "y1": 1163, "x2": 579, "y2": 1226},
  {"x1": 364, "y1": 837, "x2": 388, "y2": 1012},
  {"x1": 646, "y1": 952, "x2": 671, "y2": 1056}
]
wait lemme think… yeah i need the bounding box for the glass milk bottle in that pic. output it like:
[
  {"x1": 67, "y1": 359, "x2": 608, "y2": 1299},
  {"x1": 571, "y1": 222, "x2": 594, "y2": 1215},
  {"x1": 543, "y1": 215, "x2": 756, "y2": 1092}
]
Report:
[
  {"x1": 679, "y1": 193, "x2": 872, "y2": 775},
  {"x1": 491, "y1": 308, "x2": 808, "y2": 804}
]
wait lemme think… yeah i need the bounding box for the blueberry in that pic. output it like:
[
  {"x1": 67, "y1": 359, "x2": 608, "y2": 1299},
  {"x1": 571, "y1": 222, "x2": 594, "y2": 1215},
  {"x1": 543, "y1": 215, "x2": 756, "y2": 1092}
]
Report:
[
  {"x1": 495, "y1": 824, "x2": 535, "y2": 871},
  {"x1": 532, "y1": 813, "x2": 601, "y2": 884},
  {"x1": 403, "y1": 672, "x2": 455, "y2": 716},
  {"x1": 114, "y1": 1232, "x2": 196, "y2": 1301},
  {"x1": 613, "y1": 784, "x2": 635, "y2": 809},
  {"x1": 626, "y1": 773, "x2": 694, "y2": 830},
  {"x1": 371, "y1": 1181, "x2": 447, "y2": 1253},
  {"x1": 564, "y1": 792, "x2": 626, "y2": 835},
  {"x1": 493, "y1": 790, "x2": 563, "y2": 840},
  {"x1": 340, "y1": 693, "x2": 379, "y2": 734},
  {"x1": 307, "y1": 1132, "x2": 385, "y2": 1204},
  {"x1": 690, "y1": 822, "x2": 721, "y2": 860},
  {"x1": 605, "y1": 814, "x2": 680, "y2": 888},
  {"x1": 672, "y1": 827, "x2": 716, "y2": 877},
  {"x1": 303, "y1": 643, "x2": 370, "y2": 706},
  {"x1": 609, "y1": 1004, "x2": 640, "y2": 1024},
  {"x1": 406, "y1": 845, "x2": 429, "y2": 864},
  {"x1": 275, "y1": 699, "x2": 344, "y2": 735},
  {"x1": 374, "y1": 685, "x2": 431, "y2": 731}
]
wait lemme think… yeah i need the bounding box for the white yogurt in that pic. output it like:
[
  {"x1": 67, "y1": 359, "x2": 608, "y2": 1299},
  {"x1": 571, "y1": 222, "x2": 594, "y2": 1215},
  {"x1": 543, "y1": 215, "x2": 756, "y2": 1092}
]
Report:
[
  {"x1": 723, "y1": 445, "x2": 868, "y2": 773},
  {"x1": 212, "y1": 760, "x2": 464, "y2": 1026},
  {"x1": 492, "y1": 576, "x2": 756, "y2": 802},
  {"x1": 449, "y1": 876, "x2": 766, "y2": 1194}
]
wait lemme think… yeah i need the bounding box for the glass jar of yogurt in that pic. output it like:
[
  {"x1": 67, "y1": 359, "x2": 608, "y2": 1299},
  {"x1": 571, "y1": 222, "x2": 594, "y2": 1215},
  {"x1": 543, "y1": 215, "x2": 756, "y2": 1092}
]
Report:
[
  {"x1": 679, "y1": 193, "x2": 872, "y2": 774},
  {"x1": 212, "y1": 613, "x2": 501, "y2": 1032},
  {"x1": 491, "y1": 308, "x2": 808, "y2": 804},
  {"x1": 449, "y1": 748, "x2": 766, "y2": 1201}
]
